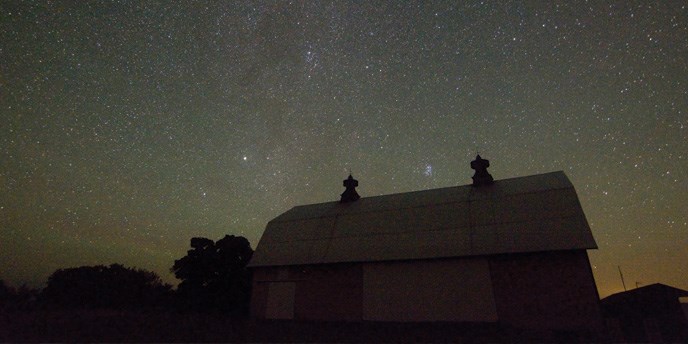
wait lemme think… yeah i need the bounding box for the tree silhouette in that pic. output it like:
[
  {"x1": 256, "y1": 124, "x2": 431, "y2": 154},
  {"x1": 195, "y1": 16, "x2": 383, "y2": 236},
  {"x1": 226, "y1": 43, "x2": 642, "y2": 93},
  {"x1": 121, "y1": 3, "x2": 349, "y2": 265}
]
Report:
[
  {"x1": 0, "y1": 279, "x2": 12, "y2": 305},
  {"x1": 41, "y1": 264, "x2": 172, "y2": 309},
  {"x1": 172, "y1": 235, "x2": 253, "y2": 315},
  {"x1": 0, "y1": 280, "x2": 41, "y2": 310}
]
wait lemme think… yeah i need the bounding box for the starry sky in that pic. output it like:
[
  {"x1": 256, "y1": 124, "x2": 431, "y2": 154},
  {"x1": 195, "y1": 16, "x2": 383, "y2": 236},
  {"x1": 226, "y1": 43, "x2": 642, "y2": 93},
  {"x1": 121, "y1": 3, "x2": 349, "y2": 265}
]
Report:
[{"x1": 1, "y1": 1, "x2": 686, "y2": 298}]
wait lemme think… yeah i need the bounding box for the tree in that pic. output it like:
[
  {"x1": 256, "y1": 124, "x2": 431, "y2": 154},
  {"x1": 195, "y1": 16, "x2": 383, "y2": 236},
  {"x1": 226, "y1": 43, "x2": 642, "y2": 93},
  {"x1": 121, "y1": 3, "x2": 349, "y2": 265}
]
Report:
[
  {"x1": 41, "y1": 264, "x2": 172, "y2": 309},
  {"x1": 0, "y1": 279, "x2": 13, "y2": 305},
  {"x1": 0, "y1": 280, "x2": 40, "y2": 310},
  {"x1": 172, "y1": 235, "x2": 253, "y2": 314}
]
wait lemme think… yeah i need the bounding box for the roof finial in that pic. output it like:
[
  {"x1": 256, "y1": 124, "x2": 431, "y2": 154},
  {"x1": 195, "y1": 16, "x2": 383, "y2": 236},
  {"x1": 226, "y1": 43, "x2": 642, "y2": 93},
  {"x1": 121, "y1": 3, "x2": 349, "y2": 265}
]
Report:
[
  {"x1": 471, "y1": 154, "x2": 494, "y2": 186},
  {"x1": 340, "y1": 174, "x2": 360, "y2": 203}
]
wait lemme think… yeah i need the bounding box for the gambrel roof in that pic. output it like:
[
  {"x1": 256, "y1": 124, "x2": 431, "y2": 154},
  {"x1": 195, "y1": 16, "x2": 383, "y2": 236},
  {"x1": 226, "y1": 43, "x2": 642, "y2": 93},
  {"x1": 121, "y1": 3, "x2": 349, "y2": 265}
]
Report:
[{"x1": 249, "y1": 171, "x2": 597, "y2": 267}]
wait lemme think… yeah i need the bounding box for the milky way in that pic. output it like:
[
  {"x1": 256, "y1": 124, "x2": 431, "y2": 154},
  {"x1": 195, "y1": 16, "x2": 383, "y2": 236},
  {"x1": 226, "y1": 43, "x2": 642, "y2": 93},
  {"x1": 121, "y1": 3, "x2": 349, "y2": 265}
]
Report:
[{"x1": 1, "y1": 1, "x2": 686, "y2": 297}]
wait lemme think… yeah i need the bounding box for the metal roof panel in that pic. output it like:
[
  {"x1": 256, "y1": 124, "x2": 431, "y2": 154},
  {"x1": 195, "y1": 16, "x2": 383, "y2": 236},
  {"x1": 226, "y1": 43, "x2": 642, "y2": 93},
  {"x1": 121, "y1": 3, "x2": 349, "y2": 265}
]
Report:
[{"x1": 248, "y1": 171, "x2": 597, "y2": 267}]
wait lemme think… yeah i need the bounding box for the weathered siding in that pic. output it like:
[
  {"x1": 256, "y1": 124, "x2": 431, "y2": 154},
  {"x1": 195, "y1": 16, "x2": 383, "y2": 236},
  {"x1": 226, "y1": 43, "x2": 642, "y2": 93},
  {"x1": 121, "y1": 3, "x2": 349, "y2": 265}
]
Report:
[
  {"x1": 293, "y1": 264, "x2": 363, "y2": 321},
  {"x1": 362, "y1": 258, "x2": 498, "y2": 322},
  {"x1": 250, "y1": 264, "x2": 363, "y2": 321},
  {"x1": 251, "y1": 258, "x2": 499, "y2": 323},
  {"x1": 251, "y1": 251, "x2": 601, "y2": 332},
  {"x1": 265, "y1": 282, "x2": 295, "y2": 319},
  {"x1": 250, "y1": 269, "x2": 271, "y2": 319}
]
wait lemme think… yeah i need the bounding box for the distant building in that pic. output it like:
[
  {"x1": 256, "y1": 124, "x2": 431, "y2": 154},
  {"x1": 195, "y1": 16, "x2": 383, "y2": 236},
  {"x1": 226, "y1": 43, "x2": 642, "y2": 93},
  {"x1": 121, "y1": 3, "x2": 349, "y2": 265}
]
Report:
[
  {"x1": 248, "y1": 156, "x2": 602, "y2": 334},
  {"x1": 601, "y1": 283, "x2": 688, "y2": 343}
]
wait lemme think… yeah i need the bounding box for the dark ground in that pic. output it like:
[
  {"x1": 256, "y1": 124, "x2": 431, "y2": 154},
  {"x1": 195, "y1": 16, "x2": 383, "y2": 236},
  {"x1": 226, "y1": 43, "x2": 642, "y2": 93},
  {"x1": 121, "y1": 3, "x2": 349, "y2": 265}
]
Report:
[{"x1": 0, "y1": 310, "x2": 603, "y2": 343}]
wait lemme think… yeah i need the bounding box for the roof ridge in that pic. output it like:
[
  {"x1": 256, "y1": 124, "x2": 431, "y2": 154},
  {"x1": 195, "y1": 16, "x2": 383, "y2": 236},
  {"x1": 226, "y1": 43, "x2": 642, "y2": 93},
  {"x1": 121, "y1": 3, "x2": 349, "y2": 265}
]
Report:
[{"x1": 288, "y1": 170, "x2": 569, "y2": 210}]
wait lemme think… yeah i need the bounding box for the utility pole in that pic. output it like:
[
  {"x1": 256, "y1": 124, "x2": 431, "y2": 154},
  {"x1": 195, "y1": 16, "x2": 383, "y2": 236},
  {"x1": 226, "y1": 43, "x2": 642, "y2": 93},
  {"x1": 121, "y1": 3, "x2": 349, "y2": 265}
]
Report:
[{"x1": 618, "y1": 265, "x2": 627, "y2": 291}]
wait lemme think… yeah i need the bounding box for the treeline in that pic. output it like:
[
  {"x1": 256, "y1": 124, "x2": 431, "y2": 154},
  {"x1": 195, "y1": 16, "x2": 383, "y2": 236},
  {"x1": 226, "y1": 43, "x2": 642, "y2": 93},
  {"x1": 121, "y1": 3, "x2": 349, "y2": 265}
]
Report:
[{"x1": 0, "y1": 235, "x2": 253, "y2": 316}]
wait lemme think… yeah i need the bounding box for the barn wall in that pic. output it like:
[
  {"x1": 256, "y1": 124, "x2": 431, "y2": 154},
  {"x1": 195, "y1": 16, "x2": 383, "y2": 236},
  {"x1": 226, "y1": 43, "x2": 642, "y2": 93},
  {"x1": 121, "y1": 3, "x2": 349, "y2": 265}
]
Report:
[
  {"x1": 250, "y1": 268, "x2": 278, "y2": 319},
  {"x1": 252, "y1": 250, "x2": 602, "y2": 328},
  {"x1": 362, "y1": 258, "x2": 498, "y2": 322},
  {"x1": 250, "y1": 264, "x2": 363, "y2": 321},
  {"x1": 489, "y1": 250, "x2": 603, "y2": 331},
  {"x1": 292, "y1": 264, "x2": 363, "y2": 321},
  {"x1": 265, "y1": 281, "x2": 296, "y2": 319}
]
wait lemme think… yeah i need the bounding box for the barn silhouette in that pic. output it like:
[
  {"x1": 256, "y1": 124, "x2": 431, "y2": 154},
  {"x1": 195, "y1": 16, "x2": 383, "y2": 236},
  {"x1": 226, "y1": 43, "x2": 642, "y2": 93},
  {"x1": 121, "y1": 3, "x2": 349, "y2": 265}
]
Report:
[{"x1": 248, "y1": 156, "x2": 602, "y2": 334}]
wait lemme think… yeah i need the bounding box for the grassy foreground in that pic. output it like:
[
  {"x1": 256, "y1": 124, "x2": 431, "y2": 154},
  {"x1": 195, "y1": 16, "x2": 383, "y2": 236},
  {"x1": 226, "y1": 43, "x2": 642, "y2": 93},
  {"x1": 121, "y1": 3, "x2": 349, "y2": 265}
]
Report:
[{"x1": 1, "y1": 309, "x2": 599, "y2": 342}]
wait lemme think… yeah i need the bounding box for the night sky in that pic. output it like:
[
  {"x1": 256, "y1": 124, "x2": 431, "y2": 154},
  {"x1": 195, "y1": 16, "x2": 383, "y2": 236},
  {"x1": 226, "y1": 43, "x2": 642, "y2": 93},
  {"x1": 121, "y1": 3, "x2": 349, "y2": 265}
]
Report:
[{"x1": 2, "y1": 1, "x2": 686, "y2": 298}]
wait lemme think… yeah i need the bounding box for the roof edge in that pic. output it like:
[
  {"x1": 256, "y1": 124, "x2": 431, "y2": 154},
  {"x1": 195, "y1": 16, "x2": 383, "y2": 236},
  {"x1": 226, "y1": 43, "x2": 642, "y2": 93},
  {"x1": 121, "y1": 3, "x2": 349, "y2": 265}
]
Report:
[{"x1": 247, "y1": 247, "x2": 596, "y2": 268}]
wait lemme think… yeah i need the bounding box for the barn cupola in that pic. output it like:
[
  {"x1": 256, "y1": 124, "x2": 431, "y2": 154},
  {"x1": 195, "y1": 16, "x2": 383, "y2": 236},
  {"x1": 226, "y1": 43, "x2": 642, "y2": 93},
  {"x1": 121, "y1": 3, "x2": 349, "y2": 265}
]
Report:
[
  {"x1": 471, "y1": 154, "x2": 494, "y2": 186},
  {"x1": 340, "y1": 174, "x2": 361, "y2": 203}
]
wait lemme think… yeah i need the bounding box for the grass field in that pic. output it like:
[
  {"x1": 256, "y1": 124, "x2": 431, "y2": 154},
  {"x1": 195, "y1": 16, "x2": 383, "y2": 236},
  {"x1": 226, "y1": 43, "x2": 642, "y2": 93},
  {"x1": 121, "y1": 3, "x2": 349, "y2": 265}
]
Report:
[{"x1": 1, "y1": 309, "x2": 597, "y2": 342}]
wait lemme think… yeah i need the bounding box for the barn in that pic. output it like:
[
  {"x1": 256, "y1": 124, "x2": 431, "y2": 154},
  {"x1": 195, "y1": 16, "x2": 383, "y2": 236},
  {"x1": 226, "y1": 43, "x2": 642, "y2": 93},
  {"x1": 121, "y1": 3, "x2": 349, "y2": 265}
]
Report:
[
  {"x1": 602, "y1": 283, "x2": 688, "y2": 342},
  {"x1": 248, "y1": 156, "x2": 603, "y2": 333}
]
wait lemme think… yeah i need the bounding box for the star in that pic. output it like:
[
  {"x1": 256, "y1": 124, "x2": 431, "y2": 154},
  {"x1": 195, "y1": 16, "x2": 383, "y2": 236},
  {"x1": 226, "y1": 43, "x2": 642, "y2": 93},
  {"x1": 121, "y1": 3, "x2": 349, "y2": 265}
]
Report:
[{"x1": 0, "y1": 1, "x2": 685, "y2": 297}]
